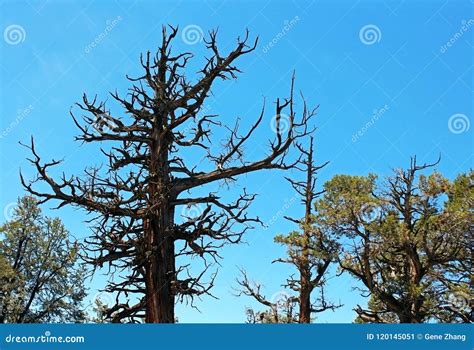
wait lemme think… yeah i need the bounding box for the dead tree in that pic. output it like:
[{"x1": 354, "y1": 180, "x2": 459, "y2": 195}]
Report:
[
  {"x1": 20, "y1": 26, "x2": 316, "y2": 323},
  {"x1": 236, "y1": 139, "x2": 340, "y2": 323}
]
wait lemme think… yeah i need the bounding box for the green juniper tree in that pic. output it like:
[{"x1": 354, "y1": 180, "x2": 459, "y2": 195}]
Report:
[
  {"x1": 236, "y1": 140, "x2": 340, "y2": 323},
  {"x1": 317, "y1": 158, "x2": 472, "y2": 323},
  {"x1": 0, "y1": 196, "x2": 87, "y2": 323}
]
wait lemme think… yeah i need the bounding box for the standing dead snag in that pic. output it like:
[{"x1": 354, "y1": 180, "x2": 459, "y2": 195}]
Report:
[
  {"x1": 20, "y1": 26, "x2": 316, "y2": 323},
  {"x1": 236, "y1": 139, "x2": 341, "y2": 323}
]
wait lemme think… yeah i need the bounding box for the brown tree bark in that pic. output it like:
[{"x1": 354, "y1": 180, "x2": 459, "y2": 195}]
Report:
[
  {"x1": 144, "y1": 217, "x2": 176, "y2": 323},
  {"x1": 298, "y1": 140, "x2": 315, "y2": 324},
  {"x1": 298, "y1": 278, "x2": 312, "y2": 323}
]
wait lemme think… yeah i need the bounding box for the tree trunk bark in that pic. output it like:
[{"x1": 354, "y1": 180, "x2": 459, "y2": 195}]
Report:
[
  {"x1": 299, "y1": 280, "x2": 311, "y2": 323},
  {"x1": 144, "y1": 124, "x2": 175, "y2": 323},
  {"x1": 398, "y1": 310, "x2": 416, "y2": 323},
  {"x1": 299, "y1": 141, "x2": 314, "y2": 324},
  {"x1": 144, "y1": 214, "x2": 175, "y2": 323}
]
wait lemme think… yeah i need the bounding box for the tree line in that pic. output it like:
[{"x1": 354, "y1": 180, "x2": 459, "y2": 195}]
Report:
[{"x1": 0, "y1": 26, "x2": 471, "y2": 324}]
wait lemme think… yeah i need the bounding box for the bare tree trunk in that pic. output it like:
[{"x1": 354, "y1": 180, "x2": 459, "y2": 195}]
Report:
[
  {"x1": 398, "y1": 312, "x2": 416, "y2": 323},
  {"x1": 144, "y1": 216, "x2": 175, "y2": 323},
  {"x1": 298, "y1": 277, "x2": 311, "y2": 323},
  {"x1": 298, "y1": 216, "x2": 312, "y2": 323},
  {"x1": 298, "y1": 141, "x2": 314, "y2": 324},
  {"x1": 144, "y1": 126, "x2": 175, "y2": 323}
]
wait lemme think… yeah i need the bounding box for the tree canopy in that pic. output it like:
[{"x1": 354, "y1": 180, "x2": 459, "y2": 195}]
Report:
[
  {"x1": 316, "y1": 159, "x2": 472, "y2": 323},
  {"x1": 0, "y1": 196, "x2": 87, "y2": 323}
]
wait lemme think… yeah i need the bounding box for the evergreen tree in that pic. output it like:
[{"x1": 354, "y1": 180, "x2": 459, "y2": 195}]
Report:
[
  {"x1": 237, "y1": 140, "x2": 340, "y2": 323},
  {"x1": 0, "y1": 196, "x2": 87, "y2": 323},
  {"x1": 317, "y1": 159, "x2": 472, "y2": 323}
]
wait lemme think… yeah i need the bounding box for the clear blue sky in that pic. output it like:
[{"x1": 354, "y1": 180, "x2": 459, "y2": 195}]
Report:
[{"x1": 0, "y1": 0, "x2": 472, "y2": 323}]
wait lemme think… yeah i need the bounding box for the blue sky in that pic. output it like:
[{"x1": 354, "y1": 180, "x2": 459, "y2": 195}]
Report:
[{"x1": 0, "y1": 0, "x2": 472, "y2": 323}]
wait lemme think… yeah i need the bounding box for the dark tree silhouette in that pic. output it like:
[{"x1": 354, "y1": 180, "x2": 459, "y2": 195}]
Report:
[
  {"x1": 21, "y1": 26, "x2": 316, "y2": 323},
  {"x1": 236, "y1": 139, "x2": 340, "y2": 323}
]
